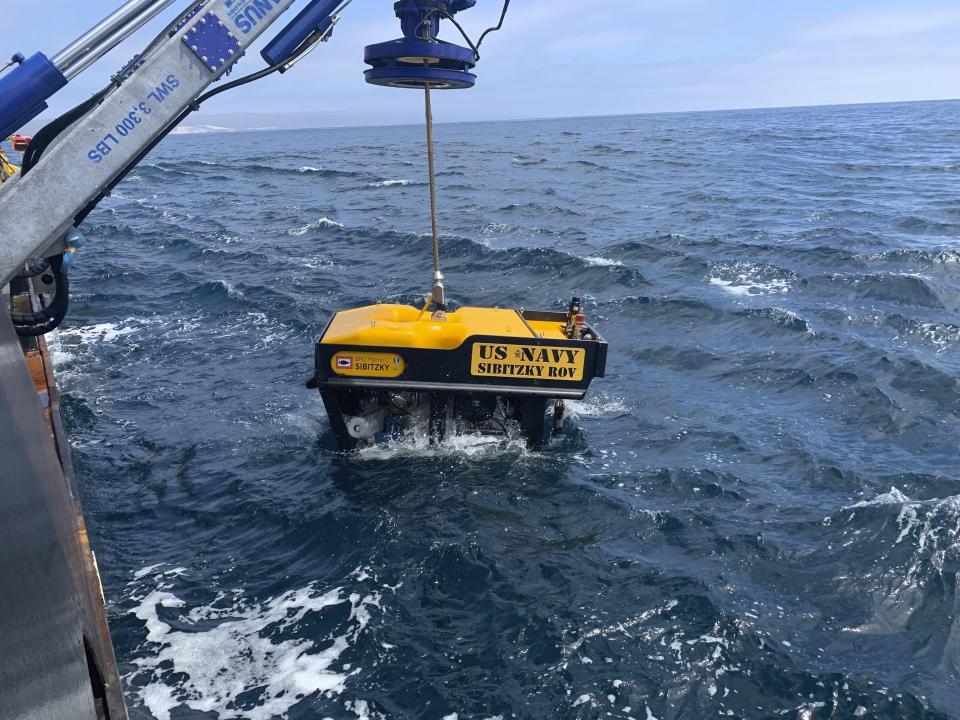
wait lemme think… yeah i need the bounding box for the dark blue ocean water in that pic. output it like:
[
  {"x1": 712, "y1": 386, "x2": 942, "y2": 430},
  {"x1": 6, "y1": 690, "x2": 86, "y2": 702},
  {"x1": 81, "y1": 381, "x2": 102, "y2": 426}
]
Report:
[{"x1": 53, "y1": 100, "x2": 960, "y2": 719}]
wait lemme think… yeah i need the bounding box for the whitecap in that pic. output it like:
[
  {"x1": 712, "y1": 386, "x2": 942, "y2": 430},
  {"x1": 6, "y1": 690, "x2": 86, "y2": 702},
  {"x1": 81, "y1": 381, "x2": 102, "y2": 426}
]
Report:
[
  {"x1": 367, "y1": 179, "x2": 410, "y2": 188},
  {"x1": 708, "y1": 261, "x2": 793, "y2": 296},
  {"x1": 583, "y1": 256, "x2": 624, "y2": 267},
  {"x1": 133, "y1": 563, "x2": 166, "y2": 579},
  {"x1": 46, "y1": 329, "x2": 75, "y2": 366},
  {"x1": 564, "y1": 599, "x2": 678, "y2": 655},
  {"x1": 843, "y1": 487, "x2": 960, "y2": 582},
  {"x1": 217, "y1": 280, "x2": 245, "y2": 300},
  {"x1": 709, "y1": 276, "x2": 791, "y2": 296},
  {"x1": 566, "y1": 393, "x2": 630, "y2": 418},
  {"x1": 127, "y1": 580, "x2": 380, "y2": 720},
  {"x1": 357, "y1": 430, "x2": 530, "y2": 461},
  {"x1": 288, "y1": 217, "x2": 345, "y2": 236},
  {"x1": 851, "y1": 486, "x2": 913, "y2": 508},
  {"x1": 59, "y1": 322, "x2": 138, "y2": 344}
]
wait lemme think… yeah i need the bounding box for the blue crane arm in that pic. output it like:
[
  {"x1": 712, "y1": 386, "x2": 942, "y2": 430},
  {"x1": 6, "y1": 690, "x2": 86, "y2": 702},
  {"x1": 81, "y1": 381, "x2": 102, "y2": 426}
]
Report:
[
  {"x1": 0, "y1": 54, "x2": 67, "y2": 140},
  {"x1": 261, "y1": 0, "x2": 343, "y2": 67},
  {"x1": 0, "y1": 0, "x2": 503, "y2": 288},
  {"x1": 0, "y1": 0, "x2": 181, "y2": 139}
]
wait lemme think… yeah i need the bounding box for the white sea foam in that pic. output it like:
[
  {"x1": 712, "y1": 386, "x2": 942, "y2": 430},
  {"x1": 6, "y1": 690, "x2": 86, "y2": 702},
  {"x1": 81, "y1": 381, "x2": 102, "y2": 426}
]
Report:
[
  {"x1": 51, "y1": 316, "x2": 200, "y2": 367},
  {"x1": 552, "y1": 601, "x2": 754, "y2": 710},
  {"x1": 564, "y1": 600, "x2": 679, "y2": 655},
  {"x1": 572, "y1": 694, "x2": 594, "y2": 707},
  {"x1": 851, "y1": 486, "x2": 913, "y2": 508},
  {"x1": 915, "y1": 322, "x2": 960, "y2": 352},
  {"x1": 46, "y1": 329, "x2": 75, "y2": 366},
  {"x1": 565, "y1": 393, "x2": 630, "y2": 418},
  {"x1": 357, "y1": 430, "x2": 530, "y2": 461},
  {"x1": 218, "y1": 280, "x2": 245, "y2": 299},
  {"x1": 298, "y1": 166, "x2": 322, "y2": 173},
  {"x1": 479, "y1": 221, "x2": 518, "y2": 236},
  {"x1": 127, "y1": 574, "x2": 381, "y2": 720},
  {"x1": 583, "y1": 256, "x2": 624, "y2": 267},
  {"x1": 59, "y1": 321, "x2": 138, "y2": 344},
  {"x1": 764, "y1": 307, "x2": 814, "y2": 333},
  {"x1": 302, "y1": 255, "x2": 338, "y2": 270},
  {"x1": 709, "y1": 276, "x2": 791, "y2": 296},
  {"x1": 367, "y1": 179, "x2": 411, "y2": 188},
  {"x1": 844, "y1": 487, "x2": 960, "y2": 582},
  {"x1": 288, "y1": 217, "x2": 345, "y2": 235},
  {"x1": 346, "y1": 699, "x2": 383, "y2": 719},
  {"x1": 708, "y1": 261, "x2": 792, "y2": 296},
  {"x1": 133, "y1": 563, "x2": 165, "y2": 579}
]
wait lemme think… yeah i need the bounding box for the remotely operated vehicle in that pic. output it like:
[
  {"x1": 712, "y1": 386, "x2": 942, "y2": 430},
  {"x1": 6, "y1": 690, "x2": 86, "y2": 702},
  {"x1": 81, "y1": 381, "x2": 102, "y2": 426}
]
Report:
[
  {"x1": 0, "y1": 1, "x2": 605, "y2": 715},
  {"x1": 308, "y1": 0, "x2": 607, "y2": 450},
  {"x1": 308, "y1": 299, "x2": 607, "y2": 450}
]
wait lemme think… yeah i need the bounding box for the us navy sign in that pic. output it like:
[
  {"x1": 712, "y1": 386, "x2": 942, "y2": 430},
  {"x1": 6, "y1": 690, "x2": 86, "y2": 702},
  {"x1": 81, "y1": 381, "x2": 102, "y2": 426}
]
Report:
[{"x1": 471, "y1": 343, "x2": 585, "y2": 381}]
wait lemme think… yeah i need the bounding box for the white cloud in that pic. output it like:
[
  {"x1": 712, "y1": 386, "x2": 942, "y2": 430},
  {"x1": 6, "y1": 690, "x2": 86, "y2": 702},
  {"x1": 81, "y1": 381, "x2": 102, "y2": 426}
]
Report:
[
  {"x1": 807, "y1": 5, "x2": 960, "y2": 41},
  {"x1": 545, "y1": 31, "x2": 638, "y2": 54}
]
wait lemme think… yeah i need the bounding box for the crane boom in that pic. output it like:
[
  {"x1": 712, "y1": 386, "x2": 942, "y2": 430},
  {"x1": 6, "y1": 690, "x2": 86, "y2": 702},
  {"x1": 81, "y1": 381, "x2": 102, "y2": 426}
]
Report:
[{"x1": 0, "y1": 0, "x2": 306, "y2": 287}]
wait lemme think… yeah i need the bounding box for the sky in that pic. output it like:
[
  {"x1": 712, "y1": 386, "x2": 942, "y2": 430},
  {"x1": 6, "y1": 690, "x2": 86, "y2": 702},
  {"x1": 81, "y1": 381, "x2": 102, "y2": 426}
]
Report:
[{"x1": 4, "y1": 0, "x2": 960, "y2": 131}]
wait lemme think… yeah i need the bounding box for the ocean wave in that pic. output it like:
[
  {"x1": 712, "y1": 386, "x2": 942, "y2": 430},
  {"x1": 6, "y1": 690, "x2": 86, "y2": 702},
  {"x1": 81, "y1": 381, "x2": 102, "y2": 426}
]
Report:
[
  {"x1": 498, "y1": 202, "x2": 583, "y2": 218},
  {"x1": 366, "y1": 179, "x2": 412, "y2": 188},
  {"x1": 583, "y1": 256, "x2": 625, "y2": 267},
  {"x1": 831, "y1": 487, "x2": 960, "y2": 600},
  {"x1": 288, "y1": 217, "x2": 345, "y2": 235},
  {"x1": 67, "y1": 103, "x2": 960, "y2": 719},
  {"x1": 866, "y1": 247, "x2": 960, "y2": 266},
  {"x1": 852, "y1": 273, "x2": 944, "y2": 308},
  {"x1": 736, "y1": 307, "x2": 814, "y2": 334},
  {"x1": 866, "y1": 313, "x2": 960, "y2": 353},
  {"x1": 476, "y1": 221, "x2": 587, "y2": 242},
  {"x1": 707, "y1": 261, "x2": 795, "y2": 297},
  {"x1": 224, "y1": 164, "x2": 368, "y2": 179},
  {"x1": 709, "y1": 276, "x2": 790, "y2": 296},
  {"x1": 565, "y1": 393, "x2": 631, "y2": 418},
  {"x1": 141, "y1": 162, "x2": 194, "y2": 177},
  {"x1": 355, "y1": 430, "x2": 532, "y2": 461},
  {"x1": 588, "y1": 143, "x2": 639, "y2": 155},
  {"x1": 58, "y1": 321, "x2": 140, "y2": 345},
  {"x1": 895, "y1": 216, "x2": 960, "y2": 234}
]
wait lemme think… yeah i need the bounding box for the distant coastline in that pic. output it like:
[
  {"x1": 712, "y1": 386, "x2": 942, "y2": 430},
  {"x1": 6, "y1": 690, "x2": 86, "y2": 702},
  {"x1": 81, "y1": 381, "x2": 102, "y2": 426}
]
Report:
[{"x1": 168, "y1": 97, "x2": 960, "y2": 136}]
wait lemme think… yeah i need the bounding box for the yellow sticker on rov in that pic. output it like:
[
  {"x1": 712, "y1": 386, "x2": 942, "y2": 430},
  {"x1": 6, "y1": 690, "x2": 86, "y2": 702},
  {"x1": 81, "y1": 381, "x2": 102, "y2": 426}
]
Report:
[
  {"x1": 471, "y1": 343, "x2": 585, "y2": 382},
  {"x1": 332, "y1": 352, "x2": 406, "y2": 378}
]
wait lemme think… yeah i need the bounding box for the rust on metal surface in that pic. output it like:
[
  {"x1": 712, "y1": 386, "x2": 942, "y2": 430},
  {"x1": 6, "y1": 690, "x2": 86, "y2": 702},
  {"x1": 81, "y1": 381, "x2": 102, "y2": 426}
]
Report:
[
  {"x1": 35, "y1": 332, "x2": 128, "y2": 718},
  {"x1": 4, "y1": 279, "x2": 128, "y2": 718}
]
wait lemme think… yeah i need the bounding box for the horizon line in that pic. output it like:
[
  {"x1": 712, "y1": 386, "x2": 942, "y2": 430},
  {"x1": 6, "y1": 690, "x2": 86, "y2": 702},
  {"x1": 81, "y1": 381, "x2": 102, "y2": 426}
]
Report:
[{"x1": 173, "y1": 96, "x2": 960, "y2": 135}]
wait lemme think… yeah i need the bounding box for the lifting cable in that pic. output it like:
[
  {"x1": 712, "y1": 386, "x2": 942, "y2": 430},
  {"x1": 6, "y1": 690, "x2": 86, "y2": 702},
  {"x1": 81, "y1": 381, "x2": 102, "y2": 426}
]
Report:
[
  {"x1": 424, "y1": 82, "x2": 440, "y2": 279},
  {"x1": 417, "y1": 0, "x2": 512, "y2": 311},
  {"x1": 423, "y1": 74, "x2": 446, "y2": 312}
]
